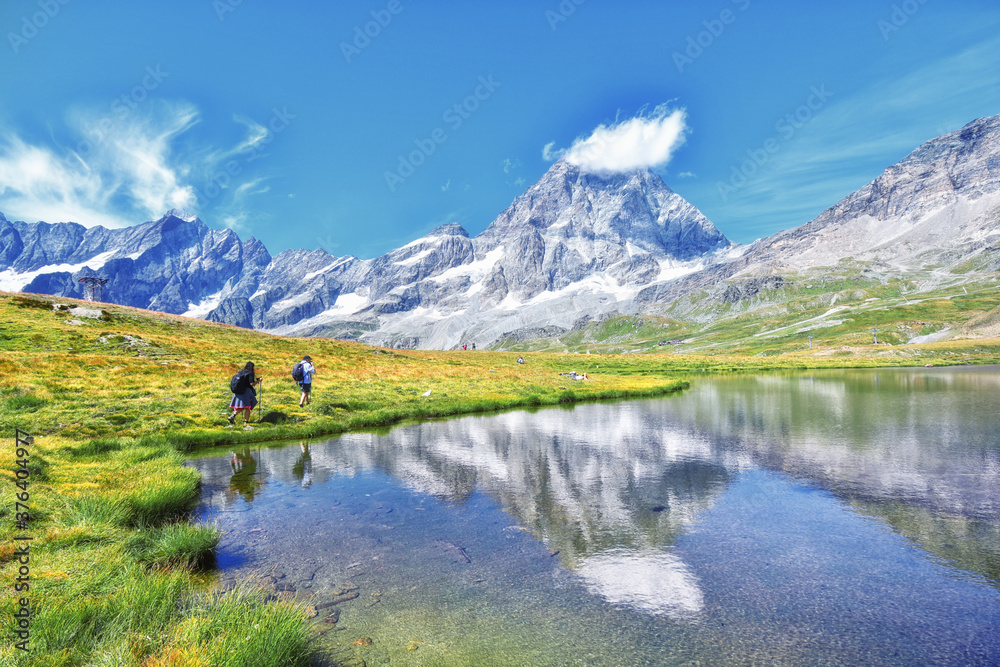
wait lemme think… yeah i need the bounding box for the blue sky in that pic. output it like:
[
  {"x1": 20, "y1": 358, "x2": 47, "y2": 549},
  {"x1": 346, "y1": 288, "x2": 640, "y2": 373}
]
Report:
[{"x1": 1, "y1": 1, "x2": 999, "y2": 258}]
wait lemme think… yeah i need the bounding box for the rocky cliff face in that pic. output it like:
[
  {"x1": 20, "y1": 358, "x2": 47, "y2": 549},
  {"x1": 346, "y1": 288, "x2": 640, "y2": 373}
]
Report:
[
  {"x1": 474, "y1": 161, "x2": 730, "y2": 300},
  {"x1": 0, "y1": 210, "x2": 271, "y2": 317},
  {"x1": 637, "y1": 115, "x2": 1000, "y2": 310},
  {"x1": 762, "y1": 114, "x2": 1000, "y2": 270}
]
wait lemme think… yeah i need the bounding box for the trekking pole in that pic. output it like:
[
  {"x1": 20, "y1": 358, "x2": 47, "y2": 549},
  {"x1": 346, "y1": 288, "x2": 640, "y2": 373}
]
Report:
[{"x1": 257, "y1": 378, "x2": 263, "y2": 423}]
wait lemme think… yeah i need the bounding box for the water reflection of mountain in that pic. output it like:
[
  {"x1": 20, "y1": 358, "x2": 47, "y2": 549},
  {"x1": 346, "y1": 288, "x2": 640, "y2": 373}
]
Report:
[
  {"x1": 676, "y1": 370, "x2": 1000, "y2": 518},
  {"x1": 189, "y1": 405, "x2": 739, "y2": 618},
  {"x1": 667, "y1": 368, "x2": 1000, "y2": 586},
  {"x1": 190, "y1": 367, "x2": 1000, "y2": 591},
  {"x1": 316, "y1": 404, "x2": 741, "y2": 569}
]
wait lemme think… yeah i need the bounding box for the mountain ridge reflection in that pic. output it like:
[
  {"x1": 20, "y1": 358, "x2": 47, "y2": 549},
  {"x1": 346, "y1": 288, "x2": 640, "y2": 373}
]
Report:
[{"x1": 194, "y1": 367, "x2": 1000, "y2": 595}]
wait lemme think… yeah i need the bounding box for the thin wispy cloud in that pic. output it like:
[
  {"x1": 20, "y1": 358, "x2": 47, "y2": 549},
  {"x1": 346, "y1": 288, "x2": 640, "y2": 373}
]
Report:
[
  {"x1": 0, "y1": 140, "x2": 128, "y2": 227},
  {"x1": 232, "y1": 115, "x2": 269, "y2": 153},
  {"x1": 545, "y1": 106, "x2": 688, "y2": 173},
  {"x1": 235, "y1": 178, "x2": 270, "y2": 199},
  {"x1": 0, "y1": 100, "x2": 199, "y2": 226},
  {"x1": 204, "y1": 114, "x2": 270, "y2": 164},
  {"x1": 78, "y1": 101, "x2": 200, "y2": 216},
  {"x1": 0, "y1": 101, "x2": 286, "y2": 230},
  {"x1": 500, "y1": 157, "x2": 521, "y2": 174},
  {"x1": 701, "y1": 32, "x2": 1000, "y2": 242},
  {"x1": 222, "y1": 178, "x2": 272, "y2": 233}
]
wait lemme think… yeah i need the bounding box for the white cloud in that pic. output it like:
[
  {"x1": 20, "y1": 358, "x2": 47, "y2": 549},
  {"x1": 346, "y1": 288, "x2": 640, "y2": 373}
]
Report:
[
  {"x1": 0, "y1": 134, "x2": 119, "y2": 226},
  {"x1": 205, "y1": 114, "x2": 270, "y2": 165},
  {"x1": 222, "y1": 214, "x2": 246, "y2": 233},
  {"x1": 0, "y1": 100, "x2": 292, "y2": 231},
  {"x1": 547, "y1": 106, "x2": 688, "y2": 173},
  {"x1": 219, "y1": 178, "x2": 272, "y2": 233},
  {"x1": 542, "y1": 141, "x2": 561, "y2": 162},
  {"x1": 232, "y1": 115, "x2": 269, "y2": 153},
  {"x1": 500, "y1": 157, "x2": 521, "y2": 174},
  {"x1": 235, "y1": 178, "x2": 270, "y2": 199},
  {"x1": 0, "y1": 100, "x2": 199, "y2": 227}
]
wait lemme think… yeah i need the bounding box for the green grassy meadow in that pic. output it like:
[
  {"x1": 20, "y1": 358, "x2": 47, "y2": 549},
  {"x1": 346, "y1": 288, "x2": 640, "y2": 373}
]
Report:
[{"x1": 1, "y1": 289, "x2": 999, "y2": 665}]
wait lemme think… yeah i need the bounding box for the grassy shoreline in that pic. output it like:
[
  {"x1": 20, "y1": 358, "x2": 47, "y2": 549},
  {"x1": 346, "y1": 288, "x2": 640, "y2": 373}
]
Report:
[{"x1": 2, "y1": 291, "x2": 999, "y2": 665}]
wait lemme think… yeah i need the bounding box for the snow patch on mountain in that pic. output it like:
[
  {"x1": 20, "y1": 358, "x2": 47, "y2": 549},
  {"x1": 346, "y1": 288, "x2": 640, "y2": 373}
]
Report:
[
  {"x1": 428, "y1": 246, "x2": 505, "y2": 284},
  {"x1": 0, "y1": 249, "x2": 120, "y2": 291},
  {"x1": 184, "y1": 290, "x2": 226, "y2": 318}
]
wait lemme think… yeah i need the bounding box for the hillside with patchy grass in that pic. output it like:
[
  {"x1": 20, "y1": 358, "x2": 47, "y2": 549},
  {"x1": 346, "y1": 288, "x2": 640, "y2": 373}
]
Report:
[
  {"x1": 1, "y1": 290, "x2": 998, "y2": 666},
  {"x1": 507, "y1": 269, "x2": 1000, "y2": 357}
]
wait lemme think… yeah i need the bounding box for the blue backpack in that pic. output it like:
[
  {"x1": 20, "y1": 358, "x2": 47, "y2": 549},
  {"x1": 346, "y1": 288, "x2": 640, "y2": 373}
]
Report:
[{"x1": 291, "y1": 362, "x2": 305, "y2": 382}]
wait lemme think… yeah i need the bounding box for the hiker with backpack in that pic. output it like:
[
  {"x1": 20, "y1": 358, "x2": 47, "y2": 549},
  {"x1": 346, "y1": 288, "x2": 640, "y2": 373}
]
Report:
[
  {"x1": 228, "y1": 361, "x2": 261, "y2": 425},
  {"x1": 292, "y1": 355, "x2": 315, "y2": 408}
]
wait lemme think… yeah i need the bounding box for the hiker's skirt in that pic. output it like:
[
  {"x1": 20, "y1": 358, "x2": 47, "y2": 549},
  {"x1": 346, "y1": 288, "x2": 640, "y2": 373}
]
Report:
[{"x1": 230, "y1": 389, "x2": 258, "y2": 409}]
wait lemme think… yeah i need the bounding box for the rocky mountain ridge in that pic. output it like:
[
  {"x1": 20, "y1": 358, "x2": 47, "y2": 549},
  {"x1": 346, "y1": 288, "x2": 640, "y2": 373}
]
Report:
[
  {"x1": 1, "y1": 160, "x2": 736, "y2": 348},
  {"x1": 636, "y1": 115, "x2": 1000, "y2": 315},
  {"x1": 2, "y1": 115, "x2": 998, "y2": 349}
]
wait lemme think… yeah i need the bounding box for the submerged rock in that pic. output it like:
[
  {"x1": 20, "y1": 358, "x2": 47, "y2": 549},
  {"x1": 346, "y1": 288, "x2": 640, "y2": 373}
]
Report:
[{"x1": 434, "y1": 539, "x2": 471, "y2": 563}]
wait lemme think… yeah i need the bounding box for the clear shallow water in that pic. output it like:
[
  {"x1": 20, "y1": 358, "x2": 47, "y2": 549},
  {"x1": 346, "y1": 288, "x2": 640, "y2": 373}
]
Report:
[{"x1": 189, "y1": 367, "x2": 1000, "y2": 666}]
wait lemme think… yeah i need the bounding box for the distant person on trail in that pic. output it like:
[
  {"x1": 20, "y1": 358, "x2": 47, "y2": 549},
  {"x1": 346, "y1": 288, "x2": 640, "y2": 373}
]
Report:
[
  {"x1": 472, "y1": 342, "x2": 476, "y2": 350},
  {"x1": 297, "y1": 355, "x2": 316, "y2": 408},
  {"x1": 228, "y1": 361, "x2": 260, "y2": 425}
]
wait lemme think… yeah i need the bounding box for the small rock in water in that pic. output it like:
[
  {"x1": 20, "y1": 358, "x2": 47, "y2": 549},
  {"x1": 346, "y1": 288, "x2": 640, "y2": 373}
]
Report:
[
  {"x1": 503, "y1": 525, "x2": 530, "y2": 532},
  {"x1": 324, "y1": 609, "x2": 341, "y2": 625},
  {"x1": 331, "y1": 582, "x2": 359, "y2": 596},
  {"x1": 319, "y1": 591, "x2": 360, "y2": 607},
  {"x1": 434, "y1": 539, "x2": 472, "y2": 563},
  {"x1": 351, "y1": 637, "x2": 373, "y2": 647}
]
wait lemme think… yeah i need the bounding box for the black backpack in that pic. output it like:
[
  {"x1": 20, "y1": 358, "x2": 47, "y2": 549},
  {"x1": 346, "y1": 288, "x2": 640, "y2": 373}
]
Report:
[
  {"x1": 291, "y1": 362, "x2": 305, "y2": 382},
  {"x1": 230, "y1": 371, "x2": 250, "y2": 394}
]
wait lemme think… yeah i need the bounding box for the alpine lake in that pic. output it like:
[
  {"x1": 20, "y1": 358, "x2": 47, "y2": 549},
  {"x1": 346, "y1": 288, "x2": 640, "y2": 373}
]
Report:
[{"x1": 187, "y1": 366, "x2": 1000, "y2": 666}]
